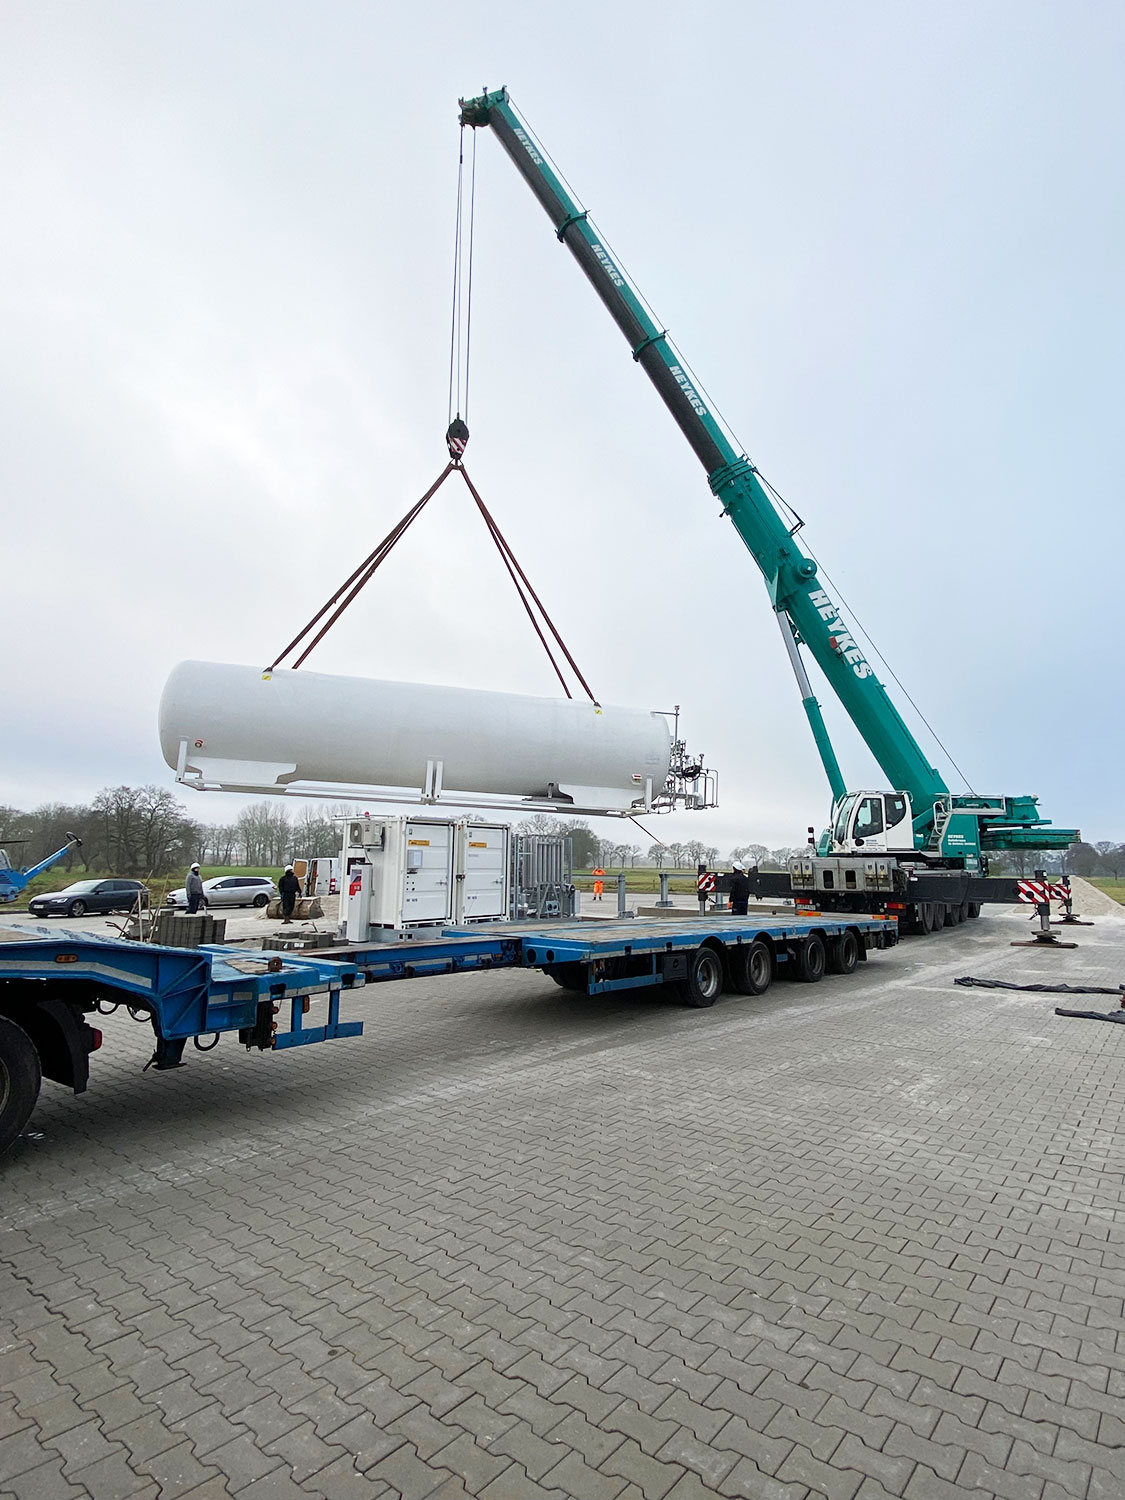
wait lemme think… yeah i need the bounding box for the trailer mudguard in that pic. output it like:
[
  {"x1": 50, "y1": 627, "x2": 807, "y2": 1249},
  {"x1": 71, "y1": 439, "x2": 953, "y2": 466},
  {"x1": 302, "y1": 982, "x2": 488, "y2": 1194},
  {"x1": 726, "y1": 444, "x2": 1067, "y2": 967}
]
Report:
[{"x1": 1, "y1": 995, "x2": 99, "y2": 1093}]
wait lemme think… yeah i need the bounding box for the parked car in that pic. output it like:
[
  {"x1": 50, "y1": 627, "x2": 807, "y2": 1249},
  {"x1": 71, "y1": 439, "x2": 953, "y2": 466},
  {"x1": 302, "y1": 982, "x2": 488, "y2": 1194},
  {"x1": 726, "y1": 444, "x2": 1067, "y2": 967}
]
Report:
[
  {"x1": 165, "y1": 875, "x2": 278, "y2": 910},
  {"x1": 28, "y1": 879, "x2": 150, "y2": 918}
]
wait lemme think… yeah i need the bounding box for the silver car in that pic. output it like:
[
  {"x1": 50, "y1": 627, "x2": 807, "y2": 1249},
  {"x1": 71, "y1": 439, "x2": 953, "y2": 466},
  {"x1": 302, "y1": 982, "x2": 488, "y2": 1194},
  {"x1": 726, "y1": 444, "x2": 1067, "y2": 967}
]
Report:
[{"x1": 166, "y1": 875, "x2": 278, "y2": 910}]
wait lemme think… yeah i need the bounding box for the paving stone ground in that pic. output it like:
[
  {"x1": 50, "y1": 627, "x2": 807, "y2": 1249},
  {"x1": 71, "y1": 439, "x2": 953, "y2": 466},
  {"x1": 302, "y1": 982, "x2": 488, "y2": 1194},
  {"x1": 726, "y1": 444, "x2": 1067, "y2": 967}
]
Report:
[{"x1": 2, "y1": 904, "x2": 1123, "y2": 1500}]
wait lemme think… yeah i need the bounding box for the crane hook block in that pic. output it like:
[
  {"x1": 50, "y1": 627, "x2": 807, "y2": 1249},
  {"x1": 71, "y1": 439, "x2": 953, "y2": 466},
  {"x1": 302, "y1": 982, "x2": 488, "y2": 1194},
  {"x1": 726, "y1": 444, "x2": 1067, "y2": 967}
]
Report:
[{"x1": 446, "y1": 417, "x2": 469, "y2": 461}]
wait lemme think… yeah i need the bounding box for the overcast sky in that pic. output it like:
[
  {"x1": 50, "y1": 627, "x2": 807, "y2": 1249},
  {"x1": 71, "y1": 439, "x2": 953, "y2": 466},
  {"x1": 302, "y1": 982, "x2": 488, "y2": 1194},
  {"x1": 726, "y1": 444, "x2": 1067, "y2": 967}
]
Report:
[{"x1": 2, "y1": 0, "x2": 1121, "y2": 854}]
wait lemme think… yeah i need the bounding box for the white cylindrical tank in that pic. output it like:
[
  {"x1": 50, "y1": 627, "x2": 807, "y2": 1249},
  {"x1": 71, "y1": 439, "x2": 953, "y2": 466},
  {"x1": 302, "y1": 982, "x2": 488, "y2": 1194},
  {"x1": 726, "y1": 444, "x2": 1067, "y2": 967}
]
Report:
[{"x1": 159, "y1": 661, "x2": 673, "y2": 810}]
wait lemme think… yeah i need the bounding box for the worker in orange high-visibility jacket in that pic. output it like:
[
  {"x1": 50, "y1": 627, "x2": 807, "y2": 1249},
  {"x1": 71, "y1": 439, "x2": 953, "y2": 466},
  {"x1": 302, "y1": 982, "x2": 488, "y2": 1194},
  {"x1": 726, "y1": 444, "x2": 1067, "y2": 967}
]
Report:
[{"x1": 592, "y1": 867, "x2": 605, "y2": 902}]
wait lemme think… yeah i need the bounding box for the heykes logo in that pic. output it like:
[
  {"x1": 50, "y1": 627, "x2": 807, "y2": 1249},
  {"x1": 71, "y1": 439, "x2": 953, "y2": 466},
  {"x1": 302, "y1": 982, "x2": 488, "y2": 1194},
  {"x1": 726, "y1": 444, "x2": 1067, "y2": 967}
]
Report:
[
  {"x1": 669, "y1": 364, "x2": 708, "y2": 418},
  {"x1": 808, "y1": 589, "x2": 873, "y2": 679}
]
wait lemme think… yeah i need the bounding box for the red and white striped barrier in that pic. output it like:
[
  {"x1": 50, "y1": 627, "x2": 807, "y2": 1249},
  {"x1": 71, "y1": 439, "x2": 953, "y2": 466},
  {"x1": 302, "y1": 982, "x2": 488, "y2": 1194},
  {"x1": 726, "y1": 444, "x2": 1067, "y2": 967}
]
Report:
[{"x1": 1017, "y1": 880, "x2": 1049, "y2": 903}]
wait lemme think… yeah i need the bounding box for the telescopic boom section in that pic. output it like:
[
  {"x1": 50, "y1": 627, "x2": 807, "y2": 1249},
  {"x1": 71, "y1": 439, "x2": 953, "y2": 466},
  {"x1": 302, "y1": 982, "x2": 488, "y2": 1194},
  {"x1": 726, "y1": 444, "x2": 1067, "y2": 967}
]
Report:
[{"x1": 460, "y1": 87, "x2": 948, "y2": 812}]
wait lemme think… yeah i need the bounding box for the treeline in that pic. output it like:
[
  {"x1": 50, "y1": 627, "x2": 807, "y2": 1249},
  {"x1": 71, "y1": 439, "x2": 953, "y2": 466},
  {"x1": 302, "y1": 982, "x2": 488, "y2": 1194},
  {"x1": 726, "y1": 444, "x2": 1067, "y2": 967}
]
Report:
[
  {"x1": 987, "y1": 841, "x2": 1125, "y2": 878},
  {"x1": 515, "y1": 818, "x2": 806, "y2": 871},
  {"x1": 6, "y1": 793, "x2": 1118, "y2": 882},
  {"x1": 0, "y1": 790, "x2": 352, "y2": 878},
  {"x1": 1, "y1": 788, "x2": 198, "y2": 878}
]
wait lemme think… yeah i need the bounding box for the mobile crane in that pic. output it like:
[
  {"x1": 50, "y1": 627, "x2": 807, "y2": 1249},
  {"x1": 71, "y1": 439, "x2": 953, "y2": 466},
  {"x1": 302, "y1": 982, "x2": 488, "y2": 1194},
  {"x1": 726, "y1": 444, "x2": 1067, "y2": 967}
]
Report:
[{"x1": 459, "y1": 88, "x2": 1077, "y2": 931}]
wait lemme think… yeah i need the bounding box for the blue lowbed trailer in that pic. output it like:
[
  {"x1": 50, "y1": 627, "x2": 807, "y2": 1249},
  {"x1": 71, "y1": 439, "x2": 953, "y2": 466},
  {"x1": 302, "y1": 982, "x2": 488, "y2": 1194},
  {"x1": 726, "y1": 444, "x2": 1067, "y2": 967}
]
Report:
[{"x1": 0, "y1": 911, "x2": 896, "y2": 1152}]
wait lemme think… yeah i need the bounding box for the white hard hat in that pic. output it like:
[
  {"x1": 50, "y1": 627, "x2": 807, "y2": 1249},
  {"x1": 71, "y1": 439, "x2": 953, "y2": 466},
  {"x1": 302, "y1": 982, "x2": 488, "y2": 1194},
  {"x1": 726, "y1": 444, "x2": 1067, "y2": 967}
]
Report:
[
  {"x1": 732, "y1": 861, "x2": 745, "y2": 871},
  {"x1": 285, "y1": 865, "x2": 294, "y2": 872},
  {"x1": 190, "y1": 862, "x2": 200, "y2": 870}
]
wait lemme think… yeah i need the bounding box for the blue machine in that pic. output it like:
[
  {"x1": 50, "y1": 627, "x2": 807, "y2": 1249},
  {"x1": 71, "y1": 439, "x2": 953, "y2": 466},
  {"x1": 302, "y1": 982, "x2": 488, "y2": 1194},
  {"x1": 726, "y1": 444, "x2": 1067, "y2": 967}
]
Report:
[{"x1": 0, "y1": 833, "x2": 83, "y2": 904}]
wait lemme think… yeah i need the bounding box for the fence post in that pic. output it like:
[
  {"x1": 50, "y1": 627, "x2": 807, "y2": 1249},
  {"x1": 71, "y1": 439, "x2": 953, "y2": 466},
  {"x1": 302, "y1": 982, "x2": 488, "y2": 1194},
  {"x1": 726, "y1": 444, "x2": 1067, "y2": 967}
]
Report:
[{"x1": 656, "y1": 871, "x2": 672, "y2": 908}]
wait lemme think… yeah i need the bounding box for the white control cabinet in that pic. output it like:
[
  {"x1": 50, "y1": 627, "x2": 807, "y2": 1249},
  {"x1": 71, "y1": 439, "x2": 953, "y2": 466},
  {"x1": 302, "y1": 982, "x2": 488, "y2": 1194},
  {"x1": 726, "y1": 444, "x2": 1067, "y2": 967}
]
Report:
[
  {"x1": 343, "y1": 817, "x2": 511, "y2": 939},
  {"x1": 344, "y1": 817, "x2": 455, "y2": 938}
]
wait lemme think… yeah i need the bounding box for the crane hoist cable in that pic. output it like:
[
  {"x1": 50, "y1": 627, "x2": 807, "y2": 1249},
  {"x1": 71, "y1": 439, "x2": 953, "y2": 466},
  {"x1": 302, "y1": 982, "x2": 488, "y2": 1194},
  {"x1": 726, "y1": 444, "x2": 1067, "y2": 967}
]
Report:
[{"x1": 445, "y1": 122, "x2": 476, "y2": 459}]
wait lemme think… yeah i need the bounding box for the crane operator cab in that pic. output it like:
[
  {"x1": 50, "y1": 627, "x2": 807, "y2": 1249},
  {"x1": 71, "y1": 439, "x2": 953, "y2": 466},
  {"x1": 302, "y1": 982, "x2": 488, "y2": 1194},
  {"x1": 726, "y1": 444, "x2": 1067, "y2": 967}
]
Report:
[{"x1": 830, "y1": 791, "x2": 916, "y2": 854}]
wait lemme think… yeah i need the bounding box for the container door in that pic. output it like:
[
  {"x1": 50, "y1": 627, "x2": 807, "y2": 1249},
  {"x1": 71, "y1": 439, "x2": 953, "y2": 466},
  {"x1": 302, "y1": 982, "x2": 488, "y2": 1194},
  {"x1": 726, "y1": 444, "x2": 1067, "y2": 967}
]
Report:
[
  {"x1": 461, "y1": 825, "x2": 509, "y2": 921},
  {"x1": 402, "y1": 823, "x2": 453, "y2": 922}
]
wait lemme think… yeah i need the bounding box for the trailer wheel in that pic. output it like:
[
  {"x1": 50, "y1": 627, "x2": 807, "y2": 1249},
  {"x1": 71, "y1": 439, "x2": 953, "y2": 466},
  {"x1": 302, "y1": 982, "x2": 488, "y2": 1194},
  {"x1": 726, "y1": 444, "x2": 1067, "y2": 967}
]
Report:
[
  {"x1": 922, "y1": 903, "x2": 940, "y2": 933},
  {"x1": 674, "y1": 947, "x2": 723, "y2": 1007},
  {"x1": 794, "y1": 934, "x2": 826, "y2": 983},
  {"x1": 0, "y1": 1017, "x2": 42, "y2": 1157},
  {"x1": 548, "y1": 963, "x2": 589, "y2": 993},
  {"x1": 728, "y1": 940, "x2": 772, "y2": 996},
  {"x1": 967, "y1": 902, "x2": 981, "y2": 920},
  {"x1": 827, "y1": 930, "x2": 860, "y2": 975}
]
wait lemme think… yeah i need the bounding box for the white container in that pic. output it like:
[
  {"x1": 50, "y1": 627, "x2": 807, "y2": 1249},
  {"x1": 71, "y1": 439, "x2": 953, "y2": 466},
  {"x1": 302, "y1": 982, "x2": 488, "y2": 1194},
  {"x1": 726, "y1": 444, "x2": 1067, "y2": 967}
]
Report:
[
  {"x1": 159, "y1": 661, "x2": 672, "y2": 811},
  {"x1": 344, "y1": 817, "x2": 456, "y2": 934},
  {"x1": 456, "y1": 823, "x2": 510, "y2": 923}
]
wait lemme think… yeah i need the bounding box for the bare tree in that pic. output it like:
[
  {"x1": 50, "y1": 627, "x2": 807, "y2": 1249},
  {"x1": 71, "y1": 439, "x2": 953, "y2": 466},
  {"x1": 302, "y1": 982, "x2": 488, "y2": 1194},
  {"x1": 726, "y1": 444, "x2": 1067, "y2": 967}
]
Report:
[
  {"x1": 91, "y1": 786, "x2": 197, "y2": 875},
  {"x1": 730, "y1": 843, "x2": 770, "y2": 867}
]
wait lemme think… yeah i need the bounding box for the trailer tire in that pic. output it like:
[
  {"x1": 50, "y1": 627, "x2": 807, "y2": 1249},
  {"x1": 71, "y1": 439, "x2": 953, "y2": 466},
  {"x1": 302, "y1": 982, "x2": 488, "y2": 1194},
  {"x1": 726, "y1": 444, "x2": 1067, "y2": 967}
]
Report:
[
  {"x1": 674, "y1": 946, "x2": 723, "y2": 1008},
  {"x1": 922, "y1": 903, "x2": 940, "y2": 933},
  {"x1": 967, "y1": 902, "x2": 981, "y2": 920},
  {"x1": 728, "y1": 940, "x2": 772, "y2": 996},
  {"x1": 0, "y1": 1017, "x2": 42, "y2": 1157},
  {"x1": 794, "y1": 934, "x2": 826, "y2": 983},
  {"x1": 548, "y1": 963, "x2": 589, "y2": 993},
  {"x1": 827, "y1": 930, "x2": 860, "y2": 975}
]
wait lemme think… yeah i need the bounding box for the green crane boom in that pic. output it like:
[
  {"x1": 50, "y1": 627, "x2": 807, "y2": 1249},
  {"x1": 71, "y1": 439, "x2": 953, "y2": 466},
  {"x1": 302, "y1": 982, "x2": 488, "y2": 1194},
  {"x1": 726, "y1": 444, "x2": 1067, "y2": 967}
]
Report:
[{"x1": 460, "y1": 88, "x2": 1075, "y2": 857}]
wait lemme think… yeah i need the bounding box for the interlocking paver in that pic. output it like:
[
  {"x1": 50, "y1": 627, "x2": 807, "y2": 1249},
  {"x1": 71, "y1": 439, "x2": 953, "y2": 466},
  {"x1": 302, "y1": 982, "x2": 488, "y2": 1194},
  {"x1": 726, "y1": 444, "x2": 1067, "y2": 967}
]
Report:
[
  {"x1": 134, "y1": 1439, "x2": 223, "y2": 1497},
  {"x1": 655, "y1": 1428, "x2": 737, "y2": 1489},
  {"x1": 716, "y1": 1456, "x2": 809, "y2": 1500},
  {"x1": 600, "y1": 1437, "x2": 683, "y2": 1500}
]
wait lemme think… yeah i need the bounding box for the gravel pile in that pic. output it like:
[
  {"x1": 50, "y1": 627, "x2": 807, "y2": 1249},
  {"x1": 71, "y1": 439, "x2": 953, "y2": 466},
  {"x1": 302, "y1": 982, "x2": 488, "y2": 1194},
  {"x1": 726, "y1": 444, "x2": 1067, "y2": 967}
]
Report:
[{"x1": 1066, "y1": 875, "x2": 1123, "y2": 917}]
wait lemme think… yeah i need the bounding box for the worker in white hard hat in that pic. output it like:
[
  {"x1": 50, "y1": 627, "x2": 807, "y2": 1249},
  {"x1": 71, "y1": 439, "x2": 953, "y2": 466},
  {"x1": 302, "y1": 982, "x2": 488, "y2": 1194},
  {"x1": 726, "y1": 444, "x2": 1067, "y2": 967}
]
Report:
[
  {"x1": 278, "y1": 864, "x2": 301, "y2": 924},
  {"x1": 728, "y1": 860, "x2": 751, "y2": 917},
  {"x1": 186, "y1": 863, "x2": 205, "y2": 914}
]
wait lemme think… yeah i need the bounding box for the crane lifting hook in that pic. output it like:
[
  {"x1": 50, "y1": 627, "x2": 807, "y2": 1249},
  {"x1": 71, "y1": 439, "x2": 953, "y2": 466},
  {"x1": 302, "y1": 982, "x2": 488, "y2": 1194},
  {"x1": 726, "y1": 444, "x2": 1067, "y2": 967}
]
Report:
[{"x1": 446, "y1": 417, "x2": 469, "y2": 462}]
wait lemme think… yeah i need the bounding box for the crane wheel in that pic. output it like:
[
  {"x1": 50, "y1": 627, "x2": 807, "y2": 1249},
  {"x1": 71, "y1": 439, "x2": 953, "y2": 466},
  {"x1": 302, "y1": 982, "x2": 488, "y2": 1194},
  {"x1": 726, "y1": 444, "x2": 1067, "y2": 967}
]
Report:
[
  {"x1": 827, "y1": 930, "x2": 860, "y2": 975},
  {"x1": 728, "y1": 940, "x2": 772, "y2": 996},
  {"x1": 0, "y1": 1017, "x2": 42, "y2": 1158},
  {"x1": 967, "y1": 902, "x2": 981, "y2": 919},
  {"x1": 794, "y1": 934, "x2": 827, "y2": 983},
  {"x1": 674, "y1": 946, "x2": 723, "y2": 1007}
]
